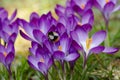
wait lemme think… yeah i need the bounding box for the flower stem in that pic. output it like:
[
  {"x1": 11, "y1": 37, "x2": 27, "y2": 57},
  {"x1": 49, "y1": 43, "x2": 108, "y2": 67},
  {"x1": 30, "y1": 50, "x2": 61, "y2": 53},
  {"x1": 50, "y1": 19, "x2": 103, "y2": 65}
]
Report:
[
  {"x1": 53, "y1": 61, "x2": 63, "y2": 80},
  {"x1": 103, "y1": 14, "x2": 110, "y2": 46},
  {"x1": 83, "y1": 52, "x2": 87, "y2": 68},
  {"x1": 62, "y1": 61, "x2": 66, "y2": 80},
  {"x1": 81, "y1": 64, "x2": 87, "y2": 80},
  {"x1": 70, "y1": 69, "x2": 74, "y2": 80},
  {"x1": 8, "y1": 68, "x2": 13, "y2": 80},
  {"x1": 45, "y1": 74, "x2": 48, "y2": 80}
]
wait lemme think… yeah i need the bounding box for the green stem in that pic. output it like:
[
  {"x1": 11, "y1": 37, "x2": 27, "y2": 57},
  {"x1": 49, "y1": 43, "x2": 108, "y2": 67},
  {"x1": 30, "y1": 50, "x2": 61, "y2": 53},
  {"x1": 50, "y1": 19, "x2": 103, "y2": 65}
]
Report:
[
  {"x1": 62, "y1": 61, "x2": 66, "y2": 80},
  {"x1": 8, "y1": 68, "x2": 13, "y2": 80},
  {"x1": 103, "y1": 14, "x2": 110, "y2": 47},
  {"x1": 81, "y1": 65, "x2": 87, "y2": 80},
  {"x1": 53, "y1": 62, "x2": 62, "y2": 80},
  {"x1": 70, "y1": 69, "x2": 74, "y2": 80}
]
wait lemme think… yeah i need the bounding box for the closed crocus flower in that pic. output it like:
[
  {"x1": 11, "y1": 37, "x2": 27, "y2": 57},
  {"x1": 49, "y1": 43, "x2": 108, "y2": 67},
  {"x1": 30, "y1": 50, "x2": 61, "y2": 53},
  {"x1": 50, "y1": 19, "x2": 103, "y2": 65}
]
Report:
[
  {"x1": 19, "y1": 12, "x2": 57, "y2": 45},
  {"x1": 71, "y1": 27, "x2": 119, "y2": 67},
  {"x1": 0, "y1": 40, "x2": 15, "y2": 73},
  {"x1": 0, "y1": 8, "x2": 18, "y2": 44},
  {"x1": 69, "y1": 0, "x2": 93, "y2": 16},
  {"x1": 0, "y1": 21, "x2": 18, "y2": 44},
  {"x1": 77, "y1": 9, "x2": 94, "y2": 26},
  {"x1": 28, "y1": 43, "x2": 53, "y2": 79},
  {"x1": 94, "y1": 0, "x2": 120, "y2": 26},
  {"x1": 53, "y1": 33, "x2": 80, "y2": 62},
  {"x1": 0, "y1": 7, "x2": 17, "y2": 22}
]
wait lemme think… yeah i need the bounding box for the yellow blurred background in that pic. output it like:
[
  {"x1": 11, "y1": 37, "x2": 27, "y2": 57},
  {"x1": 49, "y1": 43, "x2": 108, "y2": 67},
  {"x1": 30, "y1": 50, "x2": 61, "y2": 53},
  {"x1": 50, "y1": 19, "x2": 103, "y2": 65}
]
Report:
[{"x1": 0, "y1": 0, "x2": 66, "y2": 56}]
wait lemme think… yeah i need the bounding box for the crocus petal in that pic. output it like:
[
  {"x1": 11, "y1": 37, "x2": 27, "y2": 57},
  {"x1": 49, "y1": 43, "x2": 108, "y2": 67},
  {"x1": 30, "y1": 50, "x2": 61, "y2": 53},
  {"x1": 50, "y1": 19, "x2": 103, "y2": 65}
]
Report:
[
  {"x1": 96, "y1": 0, "x2": 106, "y2": 8},
  {"x1": 10, "y1": 9, "x2": 17, "y2": 22},
  {"x1": 9, "y1": 33, "x2": 17, "y2": 43},
  {"x1": 5, "y1": 52, "x2": 14, "y2": 65},
  {"x1": 0, "y1": 53, "x2": 5, "y2": 64},
  {"x1": 0, "y1": 44, "x2": 5, "y2": 53},
  {"x1": 20, "y1": 19, "x2": 34, "y2": 38},
  {"x1": 0, "y1": 8, "x2": 8, "y2": 21},
  {"x1": 6, "y1": 40, "x2": 14, "y2": 53},
  {"x1": 113, "y1": 5, "x2": 120, "y2": 12},
  {"x1": 72, "y1": 40, "x2": 83, "y2": 51},
  {"x1": 60, "y1": 33, "x2": 71, "y2": 53},
  {"x1": 90, "y1": 46, "x2": 104, "y2": 54},
  {"x1": 75, "y1": 27, "x2": 88, "y2": 47},
  {"x1": 70, "y1": 31, "x2": 80, "y2": 45},
  {"x1": 58, "y1": 16, "x2": 67, "y2": 27},
  {"x1": 65, "y1": 53, "x2": 80, "y2": 61},
  {"x1": 103, "y1": 2, "x2": 115, "y2": 19},
  {"x1": 33, "y1": 30, "x2": 47, "y2": 43},
  {"x1": 73, "y1": 5, "x2": 83, "y2": 16},
  {"x1": 38, "y1": 62, "x2": 47, "y2": 75},
  {"x1": 91, "y1": 30, "x2": 106, "y2": 48},
  {"x1": 38, "y1": 14, "x2": 51, "y2": 34},
  {"x1": 81, "y1": 24, "x2": 92, "y2": 33},
  {"x1": 53, "y1": 51, "x2": 65, "y2": 60},
  {"x1": 65, "y1": 7, "x2": 73, "y2": 16},
  {"x1": 55, "y1": 5, "x2": 65, "y2": 16},
  {"x1": 47, "y1": 58, "x2": 53, "y2": 69},
  {"x1": 82, "y1": 9, "x2": 94, "y2": 25},
  {"x1": 103, "y1": 47, "x2": 119, "y2": 54},
  {"x1": 57, "y1": 23, "x2": 66, "y2": 35},
  {"x1": 28, "y1": 55, "x2": 39, "y2": 70},
  {"x1": 1, "y1": 31, "x2": 9, "y2": 43},
  {"x1": 93, "y1": 0, "x2": 102, "y2": 11},
  {"x1": 30, "y1": 12, "x2": 39, "y2": 21},
  {"x1": 20, "y1": 30, "x2": 33, "y2": 41}
]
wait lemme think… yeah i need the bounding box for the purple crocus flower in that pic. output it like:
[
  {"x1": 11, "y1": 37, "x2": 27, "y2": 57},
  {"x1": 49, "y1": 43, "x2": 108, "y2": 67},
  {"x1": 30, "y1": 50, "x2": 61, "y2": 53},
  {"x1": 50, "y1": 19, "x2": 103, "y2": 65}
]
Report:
[
  {"x1": 0, "y1": 8, "x2": 18, "y2": 44},
  {"x1": 77, "y1": 9, "x2": 94, "y2": 26},
  {"x1": 55, "y1": 4, "x2": 74, "y2": 17},
  {"x1": 0, "y1": 7, "x2": 17, "y2": 22},
  {"x1": 0, "y1": 40, "x2": 15, "y2": 73},
  {"x1": 53, "y1": 33, "x2": 80, "y2": 62},
  {"x1": 0, "y1": 21, "x2": 18, "y2": 44},
  {"x1": 55, "y1": 4, "x2": 94, "y2": 35},
  {"x1": 19, "y1": 12, "x2": 56, "y2": 45},
  {"x1": 69, "y1": 0, "x2": 93, "y2": 16},
  {"x1": 28, "y1": 42, "x2": 53, "y2": 79},
  {"x1": 71, "y1": 27, "x2": 119, "y2": 67},
  {"x1": 94, "y1": 0, "x2": 120, "y2": 29},
  {"x1": 55, "y1": 5, "x2": 80, "y2": 36}
]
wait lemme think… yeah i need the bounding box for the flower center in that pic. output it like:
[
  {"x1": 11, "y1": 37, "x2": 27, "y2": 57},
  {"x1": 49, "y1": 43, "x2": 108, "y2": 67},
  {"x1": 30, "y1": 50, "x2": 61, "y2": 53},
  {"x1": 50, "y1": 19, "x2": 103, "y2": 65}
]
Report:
[
  {"x1": 86, "y1": 38, "x2": 92, "y2": 50},
  {"x1": 78, "y1": 22, "x2": 82, "y2": 26},
  {"x1": 58, "y1": 46, "x2": 62, "y2": 51},
  {"x1": 105, "y1": 0, "x2": 109, "y2": 3},
  {"x1": 3, "y1": 52, "x2": 7, "y2": 57},
  {"x1": 40, "y1": 58, "x2": 45, "y2": 63},
  {"x1": 81, "y1": 4, "x2": 85, "y2": 9}
]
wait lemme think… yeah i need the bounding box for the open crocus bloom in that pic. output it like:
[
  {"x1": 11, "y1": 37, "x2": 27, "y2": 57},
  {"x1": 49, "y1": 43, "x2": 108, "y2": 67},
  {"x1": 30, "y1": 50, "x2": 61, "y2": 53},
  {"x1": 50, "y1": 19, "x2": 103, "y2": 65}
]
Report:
[
  {"x1": 94, "y1": 0, "x2": 120, "y2": 20},
  {"x1": 28, "y1": 43, "x2": 53, "y2": 76},
  {"x1": 53, "y1": 33, "x2": 80, "y2": 62},
  {"x1": 19, "y1": 12, "x2": 56, "y2": 44},
  {"x1": 71, "y1": 27, "x2": 118, "y2": 60}
]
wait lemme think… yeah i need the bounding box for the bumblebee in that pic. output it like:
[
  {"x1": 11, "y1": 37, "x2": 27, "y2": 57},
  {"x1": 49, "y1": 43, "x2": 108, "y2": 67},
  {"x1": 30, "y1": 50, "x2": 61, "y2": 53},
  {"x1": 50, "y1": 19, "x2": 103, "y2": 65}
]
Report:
[{"x1": 48, "y1": 31, "x2": 59, "y2": 42}]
